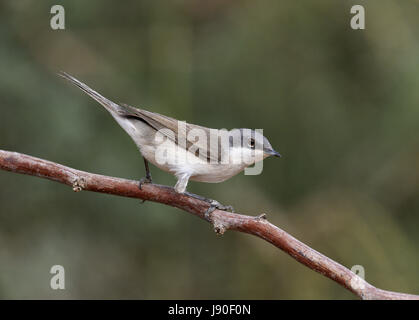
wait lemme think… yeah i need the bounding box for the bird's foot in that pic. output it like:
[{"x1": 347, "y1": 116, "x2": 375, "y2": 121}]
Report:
[
  {"x1": 204, "y1": 200, "x2": 235, "y2": 220},
  {"x1": 138, "y1": 175, "x2": 152, "y2": 204},
  {"x1": 182, "y1": 192, "x2": 234, "y2": 219},
  {"x1": 138, "y1": 176, "x2": 152, "y2": 190}
]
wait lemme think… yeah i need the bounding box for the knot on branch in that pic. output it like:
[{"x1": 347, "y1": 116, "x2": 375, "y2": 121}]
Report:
[
  {"x1": 255, "y1": 213, "x2": 268, "y2": 221},
  {"x1": 72, "y1": 177, "x2": 86, "y2": 192},
  {"x1": 212, "y1": 220, "x2": 227, "y2": 235}
]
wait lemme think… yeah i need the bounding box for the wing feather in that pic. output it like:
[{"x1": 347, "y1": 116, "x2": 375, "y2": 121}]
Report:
[{"x1": 118, "y1": 104, "x2": 224, "y2": 162}]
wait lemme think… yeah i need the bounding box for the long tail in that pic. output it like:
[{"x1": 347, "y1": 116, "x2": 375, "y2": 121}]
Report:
[{"x1": 58, "y1": 72, "x2": 121, "y2": 115}]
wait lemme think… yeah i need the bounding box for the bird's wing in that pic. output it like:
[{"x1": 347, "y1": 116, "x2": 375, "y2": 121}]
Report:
[{"x1": 118, "y1": 103, "x2": 224, "y2": 163}]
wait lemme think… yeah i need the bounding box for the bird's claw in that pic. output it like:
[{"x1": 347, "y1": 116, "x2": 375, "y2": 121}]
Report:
[
  {"x1": 138, "y1": 176, "x2": 152, "y2": 204},
  {"x1": 138, "y1": 176, "x2": 152, "y2": 190},
  {"x1": 204, "y1": 200, "x2": 234, "y2": 220}
]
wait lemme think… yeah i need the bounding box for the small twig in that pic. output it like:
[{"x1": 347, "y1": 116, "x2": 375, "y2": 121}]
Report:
[{"x1": 0, "y1": 149, "x2": 418, "y2": 300}]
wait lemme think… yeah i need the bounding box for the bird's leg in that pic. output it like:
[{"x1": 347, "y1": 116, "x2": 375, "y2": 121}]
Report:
[
  {"x1": 174, "y1": 174, "x2": 190, "y2": 194},
  {"x1": 183, "y1": 191, "x2": 235, "y2": 220},
  {"x1": 138, "y1": 158, "x2": 153, "y2": 190}
]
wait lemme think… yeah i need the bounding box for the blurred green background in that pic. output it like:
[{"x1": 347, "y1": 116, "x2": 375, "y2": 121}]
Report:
[{"x1": 1, "y1": 0, "x2": 419, "y2": 299}]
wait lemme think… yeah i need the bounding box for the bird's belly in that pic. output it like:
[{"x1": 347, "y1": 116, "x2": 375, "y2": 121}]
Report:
[
  {"x1": 140, "y1": 142, "x2": 246, "y2": 183},
  {"x1": 189, "y1": 163, "x2": 245, "y2": 183}
]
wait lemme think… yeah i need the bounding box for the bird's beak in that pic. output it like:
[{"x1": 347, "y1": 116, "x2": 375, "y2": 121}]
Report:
[{"x1": 264, "y1": 148, "x2": 282, "y2": 158}]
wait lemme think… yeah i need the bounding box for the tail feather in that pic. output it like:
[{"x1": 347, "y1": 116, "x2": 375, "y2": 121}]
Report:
[{"x1": 58, "y1": 72, "x2": 121, "y2": 114}]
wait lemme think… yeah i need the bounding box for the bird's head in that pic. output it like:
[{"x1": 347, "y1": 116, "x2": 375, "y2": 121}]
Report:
[{"x1": 228, "y1": 128, "x2": 281, "y2": 166}]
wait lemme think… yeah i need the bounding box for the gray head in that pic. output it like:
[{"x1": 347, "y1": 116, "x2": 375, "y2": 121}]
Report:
[{"x1": 228, "y1": 128, "x2": 281, "y2": 163}]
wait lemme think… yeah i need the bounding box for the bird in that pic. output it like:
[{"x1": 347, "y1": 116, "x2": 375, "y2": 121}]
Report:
[{"x1": 59, "y1": 72, "x2": 281, "y2": 210}]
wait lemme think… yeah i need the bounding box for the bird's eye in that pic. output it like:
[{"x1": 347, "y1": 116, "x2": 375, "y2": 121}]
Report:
[{"x1": 248, "y1": 138, "x2": 255, "y2": 149}]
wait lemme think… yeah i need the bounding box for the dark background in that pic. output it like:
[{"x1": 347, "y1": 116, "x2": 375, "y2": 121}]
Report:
[{"x1": 0, "y1": 0, "x2": 418, "y2": 299}]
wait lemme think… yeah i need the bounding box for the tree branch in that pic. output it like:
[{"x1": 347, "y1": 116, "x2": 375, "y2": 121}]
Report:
[{"x1": 0, "y1": 149, "x2": 417, "y2": 300}]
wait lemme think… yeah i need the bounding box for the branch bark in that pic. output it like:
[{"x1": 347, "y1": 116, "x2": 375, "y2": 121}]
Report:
[{"x1": 0, "y1": 149, "x2": 418, "y2": 300}]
